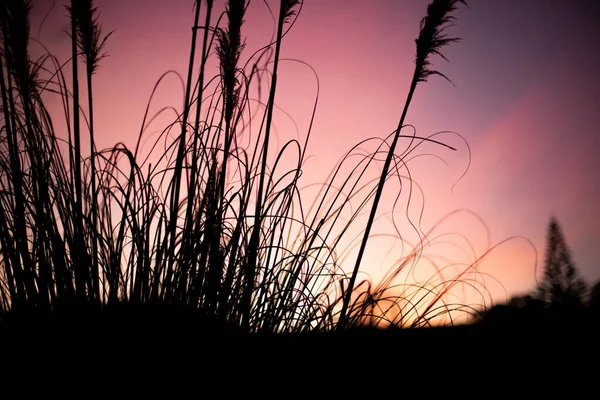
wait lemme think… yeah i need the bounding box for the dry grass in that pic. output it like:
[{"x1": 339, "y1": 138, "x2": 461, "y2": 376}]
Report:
[{"x1": 0, "y1": 0, "x2": 499, "y2": 334}]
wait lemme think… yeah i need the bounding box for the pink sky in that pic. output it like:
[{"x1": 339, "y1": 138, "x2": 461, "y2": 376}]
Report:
[{"x1": 30, "y1": 0, "x2": 600, "y2": 304}]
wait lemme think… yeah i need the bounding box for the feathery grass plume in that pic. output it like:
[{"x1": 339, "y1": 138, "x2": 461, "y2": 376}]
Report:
[
  {"x1": 415, "y1": 0, "x2": 466, "y2": 84},
  {"x1": 73, "y1": 0, "x2": 113, "y2": 75},
  {"x1": 282, "y1": 0, "x2": 301, "y2": 24},
  {"x1": 338, "y1": 0, "x2": 467, "y2": 330},
  {"x1": 73, "y1": 0, "x2": 113, "y2": 303},
  {"x1": 216, "y1": 0, "x2": 246, "y2": 125},
  {"x1": 2, "y1": 0, "x2": 36, "y2": 99}
]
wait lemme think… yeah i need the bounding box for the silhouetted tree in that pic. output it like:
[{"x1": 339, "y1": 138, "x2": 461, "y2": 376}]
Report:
[{"x1": 536, "y1": 217, "x2": 587, "y2": 307}]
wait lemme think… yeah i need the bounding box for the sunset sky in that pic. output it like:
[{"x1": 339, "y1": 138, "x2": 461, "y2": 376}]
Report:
[{"x1": 29, "y1": 0, "x2": 599, "y2": 304}]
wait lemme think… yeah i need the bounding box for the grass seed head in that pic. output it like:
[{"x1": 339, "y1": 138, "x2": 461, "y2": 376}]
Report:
[{"x1": 415, "y1": 0, "x2": 467, "y2": 84}]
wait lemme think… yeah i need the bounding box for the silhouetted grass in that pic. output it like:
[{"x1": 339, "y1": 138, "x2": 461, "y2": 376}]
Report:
[{"x1": 0, "y1": 0, "x2": 503, "y2": 337}]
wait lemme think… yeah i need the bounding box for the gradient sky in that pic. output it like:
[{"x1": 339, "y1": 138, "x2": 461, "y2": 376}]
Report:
[{"x1": 30, "y1": 0, "x2": 600, "y2": 304}]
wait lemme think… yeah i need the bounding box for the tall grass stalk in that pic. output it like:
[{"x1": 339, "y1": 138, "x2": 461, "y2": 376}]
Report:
[
  {"x1": 338, "y1": 0, "x2": 467, "y2": 330},
  {"x1": 161, "y1": 0, "x2": 203, "y2": 301},
  {"x1": 72, "y1": 0, "x2": 113, "y2": 304},
  {"x1": 0, "y1": 0, "x2": 489, "y2": 332},
  {"x1": 67, "y1": 0, "x2": 89, "y2": 302},
  {"x1": 242, "y1": 0, "x2": 299, "y2": 330}
]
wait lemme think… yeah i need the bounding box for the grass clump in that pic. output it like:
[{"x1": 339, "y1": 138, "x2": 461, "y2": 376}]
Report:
[{"x1": 0, "y1": 0, "x2": 494, "y2": 335}]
